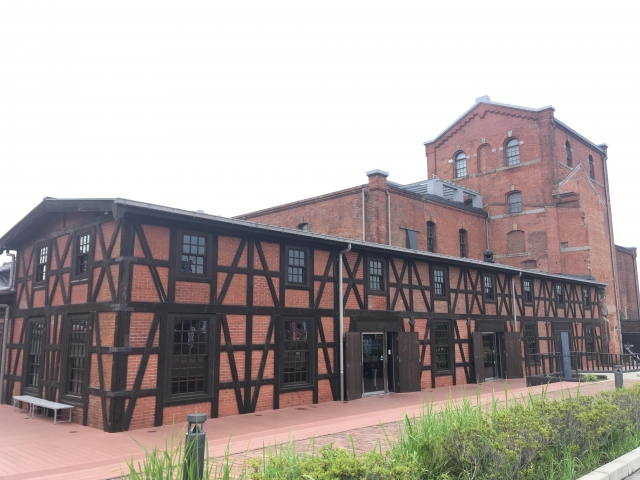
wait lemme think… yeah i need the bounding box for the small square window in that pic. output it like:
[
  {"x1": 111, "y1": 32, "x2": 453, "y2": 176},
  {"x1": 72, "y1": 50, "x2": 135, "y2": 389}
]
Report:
[
  {"x1": 181, "y1": 234, "x2": 206, "y2": 275},
  {"x1": 432, "y1": 267, "x2": 447, "y2": 297},
  {"x1": 483, "y1": 274, "x2": 495, "y2": 301},
  {"x1": 523, "y1": 278, "x2": 533, "y2": 304},
  {"x1": 286, "y1": 247, "x2": 307, "y2": 285},
  {"x1": 556, "y1": 284, "x2": 564, "y2": 305},
  {"x1": 369, "y1": 259, "x2": 384, "y2": 291}
]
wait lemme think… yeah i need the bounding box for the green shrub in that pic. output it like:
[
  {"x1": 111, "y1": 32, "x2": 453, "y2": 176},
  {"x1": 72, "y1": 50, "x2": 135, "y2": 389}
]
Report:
[{"x1": 125, "y1": 384, "x2": 640, "y2": 479}]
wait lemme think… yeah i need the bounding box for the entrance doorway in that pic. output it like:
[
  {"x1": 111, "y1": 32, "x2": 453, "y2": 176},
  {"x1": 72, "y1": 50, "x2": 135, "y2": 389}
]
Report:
[
  {"x1": 344, "y1": 330, "x2": 420, "y2": 401},
  {"x1": 482, "y1": 333, "x2": 502, "y2": 380},
  {"x1": 473, "y1": 330, "x2": 523, "y2": 383}
]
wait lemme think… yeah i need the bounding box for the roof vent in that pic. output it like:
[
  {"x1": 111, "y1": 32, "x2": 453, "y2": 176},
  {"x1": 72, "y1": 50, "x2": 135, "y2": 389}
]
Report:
[{"x1": 475, "y1": 95, "x2": 491, "y2": 103}]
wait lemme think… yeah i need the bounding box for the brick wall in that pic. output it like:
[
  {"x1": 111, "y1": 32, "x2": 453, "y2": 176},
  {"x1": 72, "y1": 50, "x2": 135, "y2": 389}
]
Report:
[{"x1": 617, "y1": 247, "x2": 640, "y2": 321}]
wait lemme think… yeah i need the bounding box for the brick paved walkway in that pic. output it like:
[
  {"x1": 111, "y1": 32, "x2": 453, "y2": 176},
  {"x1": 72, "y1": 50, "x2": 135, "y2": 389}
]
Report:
[{"x1": 0, "y1": 376, "x2": 637, "y2": 480}]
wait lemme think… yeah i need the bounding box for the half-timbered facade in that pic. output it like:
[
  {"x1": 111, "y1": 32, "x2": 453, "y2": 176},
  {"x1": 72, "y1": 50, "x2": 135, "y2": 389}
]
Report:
[{"x1": 0, "y1": 198, "x2": 607, "y2": 431}]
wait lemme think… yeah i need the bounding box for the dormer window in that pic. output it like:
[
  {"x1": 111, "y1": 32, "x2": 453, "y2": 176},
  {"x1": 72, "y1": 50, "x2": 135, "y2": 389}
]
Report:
[
  {"x1": 455, "y1": 152, "x2": 467, "y2": 178},
  {"x1": 297, "y1": 223, "x2": 309, "y2": 232},
  {"x1": 506, "y1": 138, "x2": 520, "y2": 166},
  {"x1": 565, "y1": 141, "x2": 572, "y2": 167}
]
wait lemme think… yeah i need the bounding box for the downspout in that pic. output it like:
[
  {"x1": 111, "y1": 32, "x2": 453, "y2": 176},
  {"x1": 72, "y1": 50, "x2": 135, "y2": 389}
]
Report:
[
  {"x1": 386, "y1": 189, "x2": 391, "y2": 245},
  {"x1": 338, "y1": 243, "x2": 351, "y2": 402},
  {"x1": 512, "y1": 272, "x2": 522, "y2": 332},
  {"x1": 0, "y1": 251, "x2": 16, "y2": 404},
  {"x1": 362, "y1": 188, "x2": 366, "y2": 241},
  {"x1": 0, "y1": 305, "x2": 9, "y2": 404},
  {"x1": 484, "y1": 204, "x2": 491, "y2": 250}
]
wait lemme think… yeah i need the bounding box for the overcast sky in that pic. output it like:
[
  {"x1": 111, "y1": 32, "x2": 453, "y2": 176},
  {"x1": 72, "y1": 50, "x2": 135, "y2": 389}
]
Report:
[{"x1": 1, "y1": 1, "x2": 639, "y2": 264}]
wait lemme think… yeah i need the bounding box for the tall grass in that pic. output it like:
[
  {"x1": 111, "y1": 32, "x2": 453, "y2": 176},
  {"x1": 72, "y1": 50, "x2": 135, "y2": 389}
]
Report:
[{"x1": 124, "y1": 384, "x2": 640, "y2": 479}]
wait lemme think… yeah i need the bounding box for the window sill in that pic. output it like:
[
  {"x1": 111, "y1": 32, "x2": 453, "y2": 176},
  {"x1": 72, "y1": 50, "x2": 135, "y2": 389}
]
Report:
[
  {"x1": 164, "y1": 393, "x2": 213, "y2": 407},
  {"x1": 279, "y1": 383, "x2": 313, "y2": 393}
]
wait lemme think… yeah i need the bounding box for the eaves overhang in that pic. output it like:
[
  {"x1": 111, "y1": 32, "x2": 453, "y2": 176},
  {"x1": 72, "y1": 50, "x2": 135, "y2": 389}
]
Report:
[
  {"x1": 0, "y1": 197, "x2": 115, "y2": 252},
  {"x1": 554, "y1": 119, "x2": 606, "y2": 155}
]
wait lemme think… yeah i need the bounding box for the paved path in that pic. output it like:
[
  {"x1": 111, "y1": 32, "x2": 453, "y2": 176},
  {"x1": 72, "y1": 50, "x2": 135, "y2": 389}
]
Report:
[{"x1": 0, "y1": 376, "x2": 637, "y2": 480}]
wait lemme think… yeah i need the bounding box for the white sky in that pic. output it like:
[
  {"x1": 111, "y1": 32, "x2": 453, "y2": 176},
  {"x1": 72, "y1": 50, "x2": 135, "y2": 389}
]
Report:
[{"x1": 1, "y1": 1, "x2": 639, "y2": 264}]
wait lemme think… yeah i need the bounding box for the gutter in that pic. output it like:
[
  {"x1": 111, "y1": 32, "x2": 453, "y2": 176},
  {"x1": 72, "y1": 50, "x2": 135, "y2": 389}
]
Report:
[{"x1": 338, "y1": 243, "x2": 352, "y2": 402}]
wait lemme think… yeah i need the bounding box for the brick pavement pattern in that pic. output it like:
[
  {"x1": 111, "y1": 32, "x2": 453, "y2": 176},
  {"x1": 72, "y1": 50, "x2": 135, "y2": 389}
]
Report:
[{"x1": 0, "y1": 378, "x2": 637, "y2": 480}]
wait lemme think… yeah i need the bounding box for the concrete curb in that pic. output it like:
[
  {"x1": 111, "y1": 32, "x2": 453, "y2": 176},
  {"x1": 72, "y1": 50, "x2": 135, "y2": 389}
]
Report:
[{"x1": 578, "y1": 447, "x2": 640, "y2": 480}]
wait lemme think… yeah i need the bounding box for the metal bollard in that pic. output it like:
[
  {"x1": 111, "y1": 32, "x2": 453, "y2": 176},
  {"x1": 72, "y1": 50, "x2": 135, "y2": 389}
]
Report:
[
  {"x1": 614, "y1": 366, "x2": 623, "y2": 389},
  {"x1": 184, "y1": 413, "x2": 207, "y2": 480}
]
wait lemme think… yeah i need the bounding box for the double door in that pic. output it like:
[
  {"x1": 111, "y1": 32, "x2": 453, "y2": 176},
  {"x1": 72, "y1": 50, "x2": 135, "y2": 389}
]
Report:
[
  {"x1": 345, "y1": 331, "x2": 421, "y2": 400},
  {"x1": 473, "y1": 331, "x2": 523, "y2": 383}
]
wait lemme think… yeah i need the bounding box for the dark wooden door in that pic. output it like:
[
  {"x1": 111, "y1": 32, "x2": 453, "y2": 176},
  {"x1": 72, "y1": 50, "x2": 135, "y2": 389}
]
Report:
[
  {"x1": 397, "y1": 332, "x2": 421, "y2": 392},
  {"x1": 504, "y1": 331, "x2": 524, "y2": 379},
  {"x1": 473, "y1": 332, "x2": 485, "y2": 384},
  {"x1": 345, "y1": 332, "x2": 362, "y2": 401}
]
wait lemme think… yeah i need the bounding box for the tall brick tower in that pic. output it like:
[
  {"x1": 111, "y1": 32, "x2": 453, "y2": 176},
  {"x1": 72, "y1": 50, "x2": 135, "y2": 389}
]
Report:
[{"x1": 424, "y1": 96, "x2": 623, "y2": 351}]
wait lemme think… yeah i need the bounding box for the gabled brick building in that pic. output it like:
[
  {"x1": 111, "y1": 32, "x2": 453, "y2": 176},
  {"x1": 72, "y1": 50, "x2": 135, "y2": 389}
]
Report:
[
  {"x1": 0, "y1": 97, "x2": 636, "y2": 432},
  {"x1": 238, "y1": 97, "x2": 640, "y2": 354}
]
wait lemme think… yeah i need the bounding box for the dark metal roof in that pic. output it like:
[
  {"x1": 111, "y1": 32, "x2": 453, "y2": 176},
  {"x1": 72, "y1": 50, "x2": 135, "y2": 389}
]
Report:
[{"x1": 0, "y1": 197, "x2": 606, "y2": 287}]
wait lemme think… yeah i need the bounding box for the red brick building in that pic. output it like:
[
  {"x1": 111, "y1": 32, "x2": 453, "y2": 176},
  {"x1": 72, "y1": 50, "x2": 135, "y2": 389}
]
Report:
[
  {"x1": 0, "y1": 98, "x2": 635, "y2": 432},
  {"x1": 238, "y1": 97, "x2": 640, "y2": 354},
  {"x1": 0, "y1": 197, "x2": 606, "y2": 431}
]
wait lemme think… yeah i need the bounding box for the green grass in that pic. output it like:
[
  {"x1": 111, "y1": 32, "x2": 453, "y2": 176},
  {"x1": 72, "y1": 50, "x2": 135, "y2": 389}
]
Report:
[{"x1": 124, "y1": 384, "x2": 640, "y2": 479}]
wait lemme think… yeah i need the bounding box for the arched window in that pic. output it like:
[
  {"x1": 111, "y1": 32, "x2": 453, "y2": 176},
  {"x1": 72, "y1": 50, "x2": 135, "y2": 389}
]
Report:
[
  {"x1": 589, "y1": 155, "x2": 595, "y2": 179},
  {"x1": 565, "y1": 141, "x2": 572, "y2": 167},
  {"x1": 455, "y1": 152, "x2": 467, "y2": 178},
  {"x1": 459, "y1": 229, "x2": 468, "y2": 258},
  {"x1": 426, "y1": 221, "x2": 436, "y2": 253},
  {"x1": 507, "y1": 192, "x2": 522, "y2": 214},
  {"x1": 506, "y1": 138, "x2": 520, "y2": 166}
]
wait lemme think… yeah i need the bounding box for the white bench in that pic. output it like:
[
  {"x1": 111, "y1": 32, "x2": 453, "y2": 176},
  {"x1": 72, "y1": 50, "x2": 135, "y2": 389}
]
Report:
[{"x1": 13, "y1": 395, "x2": 74, "y2": 424}]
